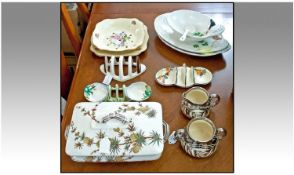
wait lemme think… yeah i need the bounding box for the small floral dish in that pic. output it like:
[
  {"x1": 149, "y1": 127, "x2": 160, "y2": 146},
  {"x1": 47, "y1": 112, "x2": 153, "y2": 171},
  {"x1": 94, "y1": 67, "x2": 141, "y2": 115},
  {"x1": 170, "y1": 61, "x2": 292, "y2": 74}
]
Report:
[
  {"x1": 84, "y1": 83, "x2": 108, "y2": 102},
  {"x1": 90, "y1": 25, "x2": 149, "y2": 57},
  {"x1": 166, "y1": 9, "x2": 224, "y2": 41},
  {"x1": 92, "y1": 18, "x2": 145, "y2": 52},
  {"x1": 155, "y1": 64, "x2": 212, "y2": 88},
  {"x1": 126, "y1": 82, "x2": 152, "y2": 101}
]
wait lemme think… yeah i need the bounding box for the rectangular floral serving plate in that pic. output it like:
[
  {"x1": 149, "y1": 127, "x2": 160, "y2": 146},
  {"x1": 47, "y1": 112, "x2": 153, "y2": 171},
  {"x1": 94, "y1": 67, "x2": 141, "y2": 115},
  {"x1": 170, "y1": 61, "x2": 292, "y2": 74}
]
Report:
[{"x1": 65, "y1": 102, "x2": 169, "y2": 162}]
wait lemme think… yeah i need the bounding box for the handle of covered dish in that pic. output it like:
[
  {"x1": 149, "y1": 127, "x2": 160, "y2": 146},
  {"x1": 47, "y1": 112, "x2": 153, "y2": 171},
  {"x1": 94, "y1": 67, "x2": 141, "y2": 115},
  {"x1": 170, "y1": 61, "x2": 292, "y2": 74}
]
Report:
[
  {"x1": 102, "y1": 113, "x2": 128, "y2": 124},
  {"x1": 64, "y1": 125, "x2": 69, "y2": 140},
  {"x1": 162, "y1": 120, "x2": 170, "y2": 143}
]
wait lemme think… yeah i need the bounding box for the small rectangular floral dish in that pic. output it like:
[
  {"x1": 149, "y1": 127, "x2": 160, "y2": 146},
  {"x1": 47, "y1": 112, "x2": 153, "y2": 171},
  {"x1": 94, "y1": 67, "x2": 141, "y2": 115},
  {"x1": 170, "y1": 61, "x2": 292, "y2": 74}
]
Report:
[{"x1": 65, "y1": 102, "x2": 169, "y2": 162}]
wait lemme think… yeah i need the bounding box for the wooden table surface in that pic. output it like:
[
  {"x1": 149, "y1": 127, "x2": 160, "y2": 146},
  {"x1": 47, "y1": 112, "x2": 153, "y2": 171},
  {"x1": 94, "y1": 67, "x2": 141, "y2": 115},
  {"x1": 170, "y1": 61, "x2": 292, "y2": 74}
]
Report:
[{"x1": 61, "y1": 3, "x2": 233, "y2": 173}]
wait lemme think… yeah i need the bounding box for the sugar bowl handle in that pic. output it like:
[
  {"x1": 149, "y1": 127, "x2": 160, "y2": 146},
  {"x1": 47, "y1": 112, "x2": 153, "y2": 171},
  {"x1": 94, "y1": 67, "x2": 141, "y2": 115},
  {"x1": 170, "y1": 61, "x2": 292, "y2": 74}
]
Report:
[
  {"x1": 209, "y1": 94, "x2": 220, "y2": 107},
  {"x1": 163, "y1": 121, "x2": 170, "y2": 143},
  {"x1": 168, "y1": 129, "x2": 185, "y2": 144},
  {"x1": 216, "y1": 128, "x2": 227, "y2": 140}
]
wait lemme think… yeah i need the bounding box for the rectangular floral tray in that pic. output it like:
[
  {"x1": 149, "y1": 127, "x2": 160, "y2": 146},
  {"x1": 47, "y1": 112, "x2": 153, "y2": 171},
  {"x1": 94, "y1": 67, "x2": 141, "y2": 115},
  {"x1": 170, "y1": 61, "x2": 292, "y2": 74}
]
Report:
[{"x1": 65, "y1": 102, "x2": 167, "y2": 162}]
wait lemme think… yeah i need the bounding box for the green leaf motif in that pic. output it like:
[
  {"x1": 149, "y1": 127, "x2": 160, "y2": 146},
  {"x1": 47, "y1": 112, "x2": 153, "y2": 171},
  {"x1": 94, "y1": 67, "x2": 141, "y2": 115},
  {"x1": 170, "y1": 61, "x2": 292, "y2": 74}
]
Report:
[
  {"x1": 149, "y1": 131, "x2": 162, "y2": 146},
  {"x1": 202, "y1": 42, "x2": 208, "y2": 46},
  {"x1": 109, "y1": 137, "x2": 120, "y2": 154},
  {"x1": 193, "y1": 44, "x2": 199, "y2": 48},
  {"x1": 193, "y1": 32, "x2": 204, "y2": 37},
  {"x1": 143, "y1": 86, "x2": 152, "y2": 99},
  {"x1": 84, "y1": 85, "x2": 95, "y2": 97},
  {"x1": 136, "y1": 130, "x2": 146, "y2": 146}
]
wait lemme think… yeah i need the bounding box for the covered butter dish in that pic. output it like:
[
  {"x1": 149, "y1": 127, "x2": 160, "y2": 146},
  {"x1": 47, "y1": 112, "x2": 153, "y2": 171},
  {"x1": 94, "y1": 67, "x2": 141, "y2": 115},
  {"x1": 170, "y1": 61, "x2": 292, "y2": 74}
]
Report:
[{"x1": 65, "y1": 102, "x2": 169, "y2": 162}]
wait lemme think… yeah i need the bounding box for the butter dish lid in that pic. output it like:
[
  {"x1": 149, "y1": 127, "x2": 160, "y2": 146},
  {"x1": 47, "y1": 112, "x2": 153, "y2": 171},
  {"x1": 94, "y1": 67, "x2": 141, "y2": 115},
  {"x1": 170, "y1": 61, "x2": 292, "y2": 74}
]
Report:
[{"x1": 66, "y1": 102, "x2": 164, "y2": 157}]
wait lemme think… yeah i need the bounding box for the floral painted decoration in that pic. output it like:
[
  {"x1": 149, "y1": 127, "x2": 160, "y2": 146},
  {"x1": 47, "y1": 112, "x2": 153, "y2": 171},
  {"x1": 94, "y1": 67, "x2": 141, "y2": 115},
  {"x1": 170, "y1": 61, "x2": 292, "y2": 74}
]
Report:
[
  {"x1": 84, "y1": 84, "x2": 96, "y2": 97},
  {"x1": 195, "y1": 68, "x2": 206, "y2": 76},
  {"x1": 193, "y1": 32, "x2": 204, "y2": 37},
  {"x1": 106, "y1": 31, "x2": 133, "y2": 49},
  {"x1": 143, "y1": 85, "x2": 152, "y2": 100},
  {"x1": 156, "y1": 67, "x2": 172, "y2": 84},
  {"x1": 76, "y1": 103, "x2": 156, "y2": 125},
  {"x1": 193, "y1": 40, "x2": 209, "y2": 49},
  {"x1": 69, "y1": 117, "x2": 162, "y2": 162}
]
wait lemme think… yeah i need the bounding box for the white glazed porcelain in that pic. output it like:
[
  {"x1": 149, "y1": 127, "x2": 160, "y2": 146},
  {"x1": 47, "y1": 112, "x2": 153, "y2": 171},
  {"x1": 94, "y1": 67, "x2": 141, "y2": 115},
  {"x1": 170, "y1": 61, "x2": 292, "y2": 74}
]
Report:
[
  {"x1": 158, "y1": 35, "x2": 231, "y2": 57},
  {"x1": 154, "y1": 14, "x2": 230, "y2": 57},
  {"x1": 100, "y1": 56, "x2": 146, "y2": 82},
  {"x1": 92, "y1": 18, "x2": 145, "y2": 52},
  {"x1": 83, "y1": 83, "x2": 108, "y2": 102},
  {"x1": 166, "y1": 10, "x2": 225, "y2": 41},
  {"x1": 166, "y1": 10, "x2": 211, "y2": 39},
  {"x1": 90, "y1": 25, "x2": 149, "y2": 57},
  {"x1": 155, "y1": 64, "x2": 212, "y2": 88},
  {"x1": 65, "y1": 102, "x2": 169, "y2": 162},
  {"x1": 126, "y1": 82, "x2": 152, "y2": 101}
]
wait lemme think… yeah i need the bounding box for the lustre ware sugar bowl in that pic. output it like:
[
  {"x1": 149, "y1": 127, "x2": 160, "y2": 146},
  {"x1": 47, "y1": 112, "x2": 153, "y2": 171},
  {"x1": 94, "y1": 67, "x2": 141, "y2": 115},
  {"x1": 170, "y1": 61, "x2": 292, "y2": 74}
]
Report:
[
  {"x1": 181, "y1": 86, "x2": 220, "y2": 118},
  {"x1": 168, "y1": 117, "x2": 226, "y2": 158}
]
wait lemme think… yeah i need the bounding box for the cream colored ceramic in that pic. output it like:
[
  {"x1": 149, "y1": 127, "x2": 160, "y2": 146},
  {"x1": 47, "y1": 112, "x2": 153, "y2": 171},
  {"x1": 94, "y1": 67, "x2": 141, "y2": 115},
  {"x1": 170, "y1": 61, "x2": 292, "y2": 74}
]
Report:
[
  {"x1": 168, "y1": 117, "x2": 226, "y2": 158},
  {"x1": 154, "y1": 14, "x2": 230, "y2": 57},
  {"x1": 158, "y1": 35, "x2": 231, "y2": 57},
  {"x1": 155, "y1": 64, "x2": 212, "y2": 88},
  {"x1": 100, "y1": 56, "x2": 146, "y2": 82},
  {"x1": 125, "y1": 82, "x2": 152, "y2": 101},
  {"x1": 90, "y1": 25, "x2": 149, "y2": 57},
  {"x1": 92, "y1": 18, "x2": 145, "y2": 52},
  {"x1": 181, "y1": 86, "x2": 220, "y2": 118}
]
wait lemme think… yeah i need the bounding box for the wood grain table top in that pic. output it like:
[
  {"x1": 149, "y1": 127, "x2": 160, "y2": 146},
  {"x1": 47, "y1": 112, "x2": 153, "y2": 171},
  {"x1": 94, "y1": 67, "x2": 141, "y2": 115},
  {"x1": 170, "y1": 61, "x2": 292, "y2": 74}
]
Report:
[{"x1": 61, "y1": 2, "x2": 233, "y2": 172}]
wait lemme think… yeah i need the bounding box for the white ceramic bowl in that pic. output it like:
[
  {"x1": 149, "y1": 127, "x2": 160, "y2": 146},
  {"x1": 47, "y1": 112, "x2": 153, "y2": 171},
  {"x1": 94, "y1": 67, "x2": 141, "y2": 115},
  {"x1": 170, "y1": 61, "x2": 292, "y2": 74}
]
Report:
[
  {"x1": 154, "y1": 14, "x2": 230, "y2": 57},
  {"x1": 92, "y1": 18, "x2": 145, "y2": 52},
  {"x1": 166, "y1": 10, "x2": 219, "y2": 41},
  {"x1": 84, "y1": 83, "x2": 108, "y2": 102},
  {"x1": 125, "y1": 82, "x2": 152, "y2": 101}
]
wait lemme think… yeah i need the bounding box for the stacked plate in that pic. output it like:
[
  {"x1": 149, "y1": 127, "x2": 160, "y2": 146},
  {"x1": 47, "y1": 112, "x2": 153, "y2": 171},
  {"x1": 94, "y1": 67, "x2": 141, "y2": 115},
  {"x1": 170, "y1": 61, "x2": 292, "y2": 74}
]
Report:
[
  {"x1": 154, "y1": 10, "x2": 231, "y2": 57},
  {"x1": 90, "y1": 18, "x2": 149, "y2": 57}
]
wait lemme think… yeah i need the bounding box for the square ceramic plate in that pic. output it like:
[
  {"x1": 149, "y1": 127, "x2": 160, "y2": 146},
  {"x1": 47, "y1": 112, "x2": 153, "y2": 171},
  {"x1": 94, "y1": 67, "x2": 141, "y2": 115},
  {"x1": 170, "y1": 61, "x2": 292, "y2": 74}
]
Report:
[{"x1": 90, "y1": 25, "x2": 149, "y2": 57}]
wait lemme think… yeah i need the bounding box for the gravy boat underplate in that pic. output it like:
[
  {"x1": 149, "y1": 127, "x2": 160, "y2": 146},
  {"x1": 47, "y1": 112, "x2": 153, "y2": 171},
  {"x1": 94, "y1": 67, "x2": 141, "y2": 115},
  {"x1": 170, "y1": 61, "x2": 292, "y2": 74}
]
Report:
[{"x1": 154, "y1": 14, "x2": 230, "y2": 56}]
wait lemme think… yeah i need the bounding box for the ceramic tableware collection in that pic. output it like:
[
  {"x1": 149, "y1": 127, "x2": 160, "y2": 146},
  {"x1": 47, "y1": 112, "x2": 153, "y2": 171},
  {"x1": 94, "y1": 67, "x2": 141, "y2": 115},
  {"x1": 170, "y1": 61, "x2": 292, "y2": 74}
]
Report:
[
  {"x1": 66, "y1": 10, "x2": 229, "y2": 162},
  {"x1": 100, "y1": 55, "x2": 146, "y2": 82},
  {"x1": 90, "y1": 18, "x2": 149, "y2": 57},
  {"x1": 83, "y1": 82, "x2": 152, "y2": 102},
  {"x1": 168, "y1": 117, "x2": 226, "y2": 158},
  {"x1": 65, "y1": 102, "x2": 169, "y2": 162},
  {"x1": 155, "y1": 63, "x2": 213, "y2": 88},
  {"x1": 181, "y1": 86, "x2": 220, "y2": 118},
  {"x1": 154, "y1": 9, "x2": 231, "y2": 57}
]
